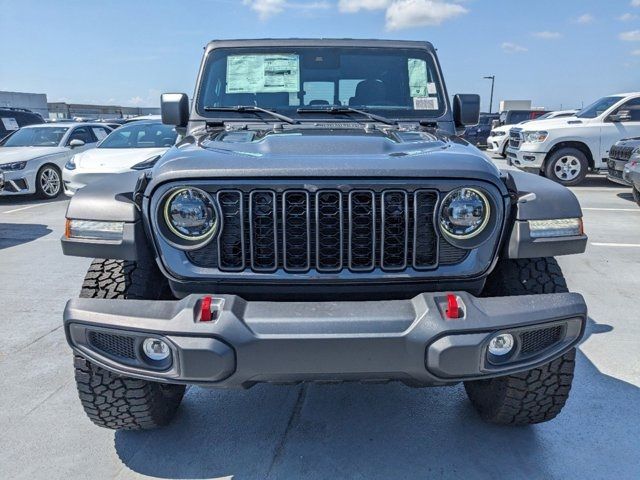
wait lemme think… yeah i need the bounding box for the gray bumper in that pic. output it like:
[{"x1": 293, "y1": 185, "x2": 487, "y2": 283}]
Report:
[{"x1": 64, "y1": 292, "x2": 587, "y2": 388}]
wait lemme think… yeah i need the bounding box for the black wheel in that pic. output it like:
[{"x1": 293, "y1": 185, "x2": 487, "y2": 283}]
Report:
[
  {"x1": 633, "y1": 187, "x2": 640, "y2": 207},
  {"x1": 35, "y1": 164, "x2": 62, "y2": 198},
  {"x1": 501, "y1": 141, "x2": 508, "y2": 158},
  {"x1": 464, "y1": 258, "x2": 576, "y2": 425},
  {"x1": 544, "y1": 148, "x2": 588, "y2": 186},
  {"x1": 73, "y1": 255, "x2": 185, "y2": 430}
]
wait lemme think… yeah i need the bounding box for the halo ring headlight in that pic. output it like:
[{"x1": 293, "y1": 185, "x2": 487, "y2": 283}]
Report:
[
  {"x1": 439, "y1": 187, "x2": 491, "y2": 240},
  {"x1": 162, "y1": 187, "x2": 218, "y2": 242}
]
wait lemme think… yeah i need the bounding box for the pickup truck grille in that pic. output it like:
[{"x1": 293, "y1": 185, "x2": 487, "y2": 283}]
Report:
[
  {"x1": 188, "y1": 187, "x2": 468, "y2": 273},
  {"x1": 508, "y1": 129, "x2": 522, "y2": 150},
  {"x1": 608, "y1": 145, "x2": 635, "y2": 161}
]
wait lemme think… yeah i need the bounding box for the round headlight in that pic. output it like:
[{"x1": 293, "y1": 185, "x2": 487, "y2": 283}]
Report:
[
  {"x1": 163, "y1": 188, "x2": 218, "y2": 241},
  {"x1": 439, "y1": 188, "x2": 490, "y2": 239}
]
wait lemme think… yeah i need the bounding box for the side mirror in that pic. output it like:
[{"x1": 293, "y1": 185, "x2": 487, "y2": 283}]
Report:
[
  {"x1": 453, "y1": 94, "x2": 481, "y2": 127},
  {"x1": 608, "y1": 110, "x2": 631, "y2": 123},
  {"x1": 161, "y1": 93, "x2": 189, "y2": 127},
  {"x1": 69, "y1": 139, "x2": 85, "y2": 148}
]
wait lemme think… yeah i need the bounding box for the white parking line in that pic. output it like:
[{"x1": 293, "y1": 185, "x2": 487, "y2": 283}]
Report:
[
  {"x1": 582, "y1": 207, "x2": 639, "y2": 212},
  {"x1": 1, "y1": 204, "x2": 44, "y2": 214},
  {"x1": 591, "y1": 242, "x2": 640, "y2": 248}
]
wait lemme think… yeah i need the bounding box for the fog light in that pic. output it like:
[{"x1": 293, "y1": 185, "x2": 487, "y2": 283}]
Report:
[
  {"x1": 142, "y1": 338, "x2": 171, "y2": 361},
  {"x1": 488, "y1": 333, "x2": 514, "y2": 356}
]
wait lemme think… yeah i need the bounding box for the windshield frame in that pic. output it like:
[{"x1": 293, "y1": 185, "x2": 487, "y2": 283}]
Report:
[
  {"x1": 0, "y1": 126, "x2": 69, "y2": 147},
  {"x1": 194, "y1": 45, "x2": 449, "y2": 123}
]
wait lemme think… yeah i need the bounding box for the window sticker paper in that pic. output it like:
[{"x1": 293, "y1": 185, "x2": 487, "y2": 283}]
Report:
[{"x1": 226, "y1": 54, "x2": 300, "y2": 94}]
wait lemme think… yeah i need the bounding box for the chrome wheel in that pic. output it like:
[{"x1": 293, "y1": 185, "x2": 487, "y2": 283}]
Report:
[
  {"x1": 553, "y1": 155, "x2": 581, "y2": 182},
  {"x1": 39, "y1": 167, "x2": 61, "y2": 197}
]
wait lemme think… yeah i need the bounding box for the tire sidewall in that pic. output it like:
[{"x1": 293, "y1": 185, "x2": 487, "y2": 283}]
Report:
[
  {"x1": 544, "y1": 148, "x2": 588, "y2": 186},
  {"x1": 36, "y1": 164, "x2": 62, "y2": 199}
]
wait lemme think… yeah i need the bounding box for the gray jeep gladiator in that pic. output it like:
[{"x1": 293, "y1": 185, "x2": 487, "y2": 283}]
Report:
[{"x1": 61, "y1": 39, "x2": 588, "y2": 430}]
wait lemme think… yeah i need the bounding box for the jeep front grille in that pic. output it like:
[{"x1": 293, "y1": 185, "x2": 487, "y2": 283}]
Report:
[
  {"x1": 609, "y1": 145, "x2": 635, "y2": 161},
  {"x1": 188, "y1": 187, "x2": 467, "y2": 273}
]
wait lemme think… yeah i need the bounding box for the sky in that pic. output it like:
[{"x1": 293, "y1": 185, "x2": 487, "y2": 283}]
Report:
[{"x1": 1, "y1": 0, "x2": 639, "y2": 112}]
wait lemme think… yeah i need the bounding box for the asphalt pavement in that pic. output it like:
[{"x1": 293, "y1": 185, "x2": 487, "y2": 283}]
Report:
[{"x1": 0, "y1": 160, "x2": 638, "y2": 479}]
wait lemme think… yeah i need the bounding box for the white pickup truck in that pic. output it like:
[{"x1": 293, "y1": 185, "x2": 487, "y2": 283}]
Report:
[{"x1": 507, "y1": 93, "x2": 640, "y2": 185}]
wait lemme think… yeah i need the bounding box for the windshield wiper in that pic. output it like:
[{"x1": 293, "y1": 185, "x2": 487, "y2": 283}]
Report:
[
  {"x1": 296, "y1": 106, "x2": 397, "y2": 125},
  {"x1": 203, "y1": 105, "x2": 298, "y2": 124}
]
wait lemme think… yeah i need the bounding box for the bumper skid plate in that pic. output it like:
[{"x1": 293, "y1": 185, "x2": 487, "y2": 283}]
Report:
[{"x1": 64, "y1": 292, "x2": 587, "y2": 388}]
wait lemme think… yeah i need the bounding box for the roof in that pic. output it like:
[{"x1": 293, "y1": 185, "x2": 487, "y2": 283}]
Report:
[
  {"x1": 204, "y1": 38, "x2": 434, "y2": 52},
  {"x1": 22, "y1": 122, "x2": 106, "y2": 128}
]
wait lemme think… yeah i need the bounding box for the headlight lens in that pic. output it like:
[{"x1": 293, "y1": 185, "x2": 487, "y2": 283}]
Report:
[
  {"x1": 522, "y1": 131, "x2": 548, "y2": 143},
  {"x1": 631, "y1": 147, "x2": 640, "y2": 158},
  {"x1": 163, "y1": 188, "x2": 218, "y2": 241},
  {"x1": 491, "y1": 130, "x2": 506, "y2": 137},
  {"x1": 439, "y1": 188, "x2": 490, "y2": 239},
  {"x1": 0, "y1": 161, "x2": 27, "y2": 171}
]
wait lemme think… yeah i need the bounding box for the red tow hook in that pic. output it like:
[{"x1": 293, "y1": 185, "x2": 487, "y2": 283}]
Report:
[
  {"x1": 200, "y1": 296, "x2": 213, "y2": 322},
  {"x1": 445, "y1": 293, "x2": 460, "y2": 319}
]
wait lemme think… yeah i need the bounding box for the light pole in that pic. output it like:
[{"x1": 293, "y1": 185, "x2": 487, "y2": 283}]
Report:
[{"x1": 483, "y1": 75, "x2": 495, "y2": 114}]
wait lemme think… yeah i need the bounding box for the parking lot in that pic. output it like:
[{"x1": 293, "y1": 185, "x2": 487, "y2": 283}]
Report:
[{"x1": 0, "y1": 156, "x2": 639, "y2": 479}]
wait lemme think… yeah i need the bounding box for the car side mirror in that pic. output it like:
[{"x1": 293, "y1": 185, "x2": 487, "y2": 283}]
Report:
[
  {"x1": 69, "y1": 139, "x2": 85, "y2": 148},
  {"x1": 453, "y1": 94, "x2": 481, "y2": 127},
  {"x1": 608, "y1": 110, "x2": 631, "y2": 122},
  {"x1": 161, "y1": 93, "x2": 189, "y2": 127}
]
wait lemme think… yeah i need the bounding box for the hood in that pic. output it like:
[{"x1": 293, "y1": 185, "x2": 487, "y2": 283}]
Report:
[
  {"x1": 74, "y1": 147, "x2": 168, "y2": 172},
  {"x1": 150, "y1": 125, "x2": 502, "y2": 188},
  {"x1": 511, "y1": 117, "x2": 584, "y2": 131},
  {"x1": 0, "y1": 146, "x2": 68, "y2": 164}
]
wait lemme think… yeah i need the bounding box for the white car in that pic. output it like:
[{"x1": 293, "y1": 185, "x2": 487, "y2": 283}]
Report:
[
  {"x1": 507, "y1": 93, "x2": 640, "y2": 185},
  {"x1": 63, "y1": 120, "x2": 177, "y2": 196},
  {"x1": 0, "y1": 122, "x2": 112, "y2": 198},
  {"x1": 486, "y1": 110, "x2": 578, "y2": 158}
]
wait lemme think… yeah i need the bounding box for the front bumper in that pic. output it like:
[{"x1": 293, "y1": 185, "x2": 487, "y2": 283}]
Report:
[
  {"x1": 486, "y1": 136, "x2": 507, "y2": 154},
  {"x1": 607, "y1": 158, "x2": 632, "y2": 186},
  {"x1": 64, "y1": 291, "x2": 587, "y2": 388},
  {"x1": 0, "y1": 167, "x2": 36, "y2": 196},
  {"x1": 506, "y1": 147, "x2": 546, "y2": 172}
]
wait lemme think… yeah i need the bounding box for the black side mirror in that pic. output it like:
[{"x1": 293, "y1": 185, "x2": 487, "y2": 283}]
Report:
[
  {"x1": 609, "y1": 110, "x2": 631, "y2": 123},
  {"x1": 161, "y1": 93, "x2": 189, "y2": 127},
  {"x1": 453, "y1": 94, "x2": 481, "y2": 127}
]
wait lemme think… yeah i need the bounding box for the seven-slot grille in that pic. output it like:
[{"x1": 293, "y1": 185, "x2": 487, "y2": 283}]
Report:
[
  {"x1": 188, "y1": 188, "x2": 468, "y2": 273},
  {"x1": 608, "y1": 145, "x2": 635, "y2": 161},
  {"x1": 508, "y1": 129, "x2": 522, "y2": 149}
]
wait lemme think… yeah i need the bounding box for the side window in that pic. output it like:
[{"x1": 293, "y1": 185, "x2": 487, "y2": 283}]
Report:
[
  {"x1": 67, "y1": 127, "x2": 94, "y2": 145},
  {"x1": 615, "y1": 98, "x2": 640, "y2": 121},
  {"x1": 92, "y1": 127, "x2": 110, "y2": 141}
]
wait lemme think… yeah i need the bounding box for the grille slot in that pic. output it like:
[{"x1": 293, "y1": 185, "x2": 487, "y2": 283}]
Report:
[
  {"x1": 249, "y1": 190, "x2": 277, "y2": 272},
  {"x1": 282, "y1": 190, "x2": 310, "y2": 272},
  {"x1": 217, "y1": 190, "x2": 244, "y2": 271},
  {"x1": 315, "y1": 190, "x2": 343, "y2": 272},
  {"x1": 349, "y1": 191, "x2": 376, "y2": 271},
  {"x1": 413, "y1": 190, "x2": 438, "y2": 268},
  {"x1": 381, "y1": 190, "x2": 408, "y2": 270},
  {"x1": 520, "y1": 325, "x2": 563, "y2": 355},
  {"x1": 89, "y1": 331, "x2": 136, "y2": 360}
]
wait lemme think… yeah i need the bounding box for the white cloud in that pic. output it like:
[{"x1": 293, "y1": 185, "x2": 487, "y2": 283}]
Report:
[
  {"x1": 243, "y1": 0, "x2": 329, "y2": 20},
  {"x1": 501, "y1": 42, "x2": 528, "y2": 54},
  {"x1": 532, "y1": 31, "x2": 562, "y2": 39},
  {"x1": 620, "y1": 30, "x2": 640, "y2": 41},
  {"x1": 338, "y1": 0, "x2": 391, "y2": 12},
  {"x1": 632, "y1": 0, "x2": 640, "y2": 7},
  {"x1": 574, "y1": 13, "x2": 594, "y2": 24},
  {"x1": 618, "y1": 13, "x2": 638, "y2": 21},
  {"x1": 385, "y1": 0, "x2": 468, "y2": 30},
  {"x1": 632, "y1": 49, "x2": 640, "y2": 56},
  {"x1": 128, "y1": 96, "x2": 144, "y2": 106}
]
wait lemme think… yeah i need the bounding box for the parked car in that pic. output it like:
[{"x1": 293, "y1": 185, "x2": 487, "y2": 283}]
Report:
[
  {"x1": 487, "y1": 110, "x2": 578, "y2": 158},
  {"x1": 0, "y1": 171, "x2": 4, "y2": 192},
  {"x1": 0, "y1": 122, "x2": 112, "y2": 198},
  {"x1": 507, "y1": 93, "x2": 640, "y2": 185},
  {"x1": 61, "y1": 38, "x2": 587, "y2": 431},
  {"x1": 124, "y1": 114, "x2": 162, "y2": 124},
  {"x1": 461, "y1": 113, "x2": 499, "y2": 148},
  {"x1": 0, "y1": 107, "x2": 45, "y2": 140},
  {"x1": 63, "y1": 120, "x2": 178, "y2": 195},
  {"x1": 493, "y1": 109, "x2": 550, "y2": 129},
  {"x1": 607, "y1": 137, "x2": 640, "y2": 185},
  {"x1": 623, "y1": 157, "x2": 640, "y2": 206}
]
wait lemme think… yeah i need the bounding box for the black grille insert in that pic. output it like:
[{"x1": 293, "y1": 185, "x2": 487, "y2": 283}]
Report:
[
  {"x1": 520, "y1": 325, "x2": 563, "y2": 355},
  {"x1": 89, "y1": 331, "x2": 136, "y2": 360}
]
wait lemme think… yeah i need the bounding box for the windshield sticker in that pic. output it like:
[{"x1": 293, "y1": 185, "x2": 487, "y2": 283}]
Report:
[
  {"x1": 226, "y1": 54, "x2": 300, "y2": 94},
  {"x1": 1, "y1": 117, "x2": 19, "y2": 131},
  {"x1": 91, "y1": 127, "x2": 108, "y2": 140},
  {"x1": 427, "y1": 82, "x2": 437, "y2": 95},
  {"x1": 413, "y1": 97, "x2": 439, "y2": 110},
  {"x1": 408, "y1": 58, "x2": 429, "y2": 97}
]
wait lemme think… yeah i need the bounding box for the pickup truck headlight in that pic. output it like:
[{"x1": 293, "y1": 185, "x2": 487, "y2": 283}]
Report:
[
  {"x1": 0, "y1": 161, "x2": 27, "y2": 171},
  {"x1": 163, "y1": 187, "x2": 218, "y2": 242},
  {"x1": 522, "y1": 131, "x2": 548, "y2": 143},
  {"x1": 439, "y1": 188, "x2": 490, "y2": 239},
  {"x1": 491, "y1": 131, "x2": 506, "y2": 137}
]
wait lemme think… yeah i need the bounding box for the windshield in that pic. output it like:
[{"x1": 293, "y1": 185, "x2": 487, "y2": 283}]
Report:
[
  {"x1": 197, "y1": 46, "x2": 446, "y2": 121},
  {"x1": 98, "y1": 123, "x2": 177, "y2": 149},
  {"x1": 576, "y1": 96, "x2": 623, "y2": 119},
  {"x1": 1, "y1": 127, "x2": 68, "y2": 147}
]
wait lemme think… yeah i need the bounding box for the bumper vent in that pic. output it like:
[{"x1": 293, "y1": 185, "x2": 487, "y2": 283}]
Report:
[
  {"x1": 88, "y1": 331, "x2": 136, "y2": 360},
  {"x1": 188, "y1": 187, "x2": 467, "y2": 273},
  {"x1": 520, "y1": 325, "x2": 562, "y2": 356}
]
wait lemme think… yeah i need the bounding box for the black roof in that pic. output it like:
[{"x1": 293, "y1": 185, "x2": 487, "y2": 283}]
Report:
[{"x1": 204, "y1": 38, "x2": 435, "y2": 53}]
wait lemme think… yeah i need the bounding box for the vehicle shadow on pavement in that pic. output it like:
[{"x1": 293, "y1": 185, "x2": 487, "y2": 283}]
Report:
[
  {"x1": 0, "y1": 223, "x2": 52, "y2": 249},
  {"x1": 114, "y1": 318, "x2": 639, "y2": 479},
  {"x1": 616, "y1": 191, "x2": 636, "y2": 203}
]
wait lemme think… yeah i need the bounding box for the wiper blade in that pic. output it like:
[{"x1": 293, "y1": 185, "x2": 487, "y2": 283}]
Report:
[
  {"x1": 296, "y1": 106, "x2": 397, "y2": 125},
  {"x1": 203, "y1": 105, "x2": 298, "y2": 124}
]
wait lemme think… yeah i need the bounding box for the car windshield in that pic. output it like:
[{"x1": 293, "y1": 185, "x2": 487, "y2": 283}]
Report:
[
  {"x1": 576, "y1": 96, "x2": 623, "y2": 119},
  {"x1": 1, "y1": 127, "x2": 68, "y2": 147},
  {"x1": 197, "y1": 46, "x2": 446, "y2": 121},
  {"x1": 98, "y1": 123, "x2": 178, "y2": 149}
]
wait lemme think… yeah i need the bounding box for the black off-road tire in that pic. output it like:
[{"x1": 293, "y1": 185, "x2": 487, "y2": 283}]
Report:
[
  {"x1": 465, "y1": 257, "x2": 577, "y2": 425},
  {"x1": 73, "y1": 255, "x2": 185, "y2": 430},
  {"x1": 633, "y1": 187, "x2": 640, "y2": 207}
]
